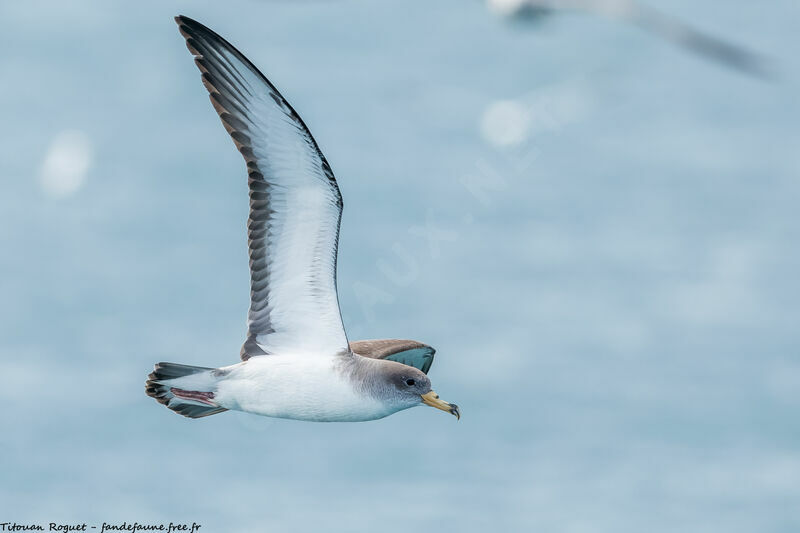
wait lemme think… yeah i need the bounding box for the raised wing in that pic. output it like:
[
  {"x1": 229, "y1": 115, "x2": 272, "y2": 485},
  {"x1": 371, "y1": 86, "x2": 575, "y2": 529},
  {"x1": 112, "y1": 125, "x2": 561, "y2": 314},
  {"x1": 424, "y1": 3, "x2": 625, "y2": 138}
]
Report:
[
  {"x1": 350, "y1": 339, "x2": 436, "y2": 374},
  {"x1": 627, "y1": 3, "x2": 774, "y2": 79},
  {"x1": 547, "y1": 0, "x2": 773, "y2": 78},
  {"x1": 496, "y1": 1, "x2": 773, "y2": 79},
  {"x1": 176, "y1": 16, "x2": 349, "y2": 358}
]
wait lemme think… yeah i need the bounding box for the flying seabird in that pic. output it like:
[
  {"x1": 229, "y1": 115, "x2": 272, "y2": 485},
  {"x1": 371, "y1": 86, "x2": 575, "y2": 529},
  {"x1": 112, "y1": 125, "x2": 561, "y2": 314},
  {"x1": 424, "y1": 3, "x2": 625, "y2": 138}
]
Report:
[
  {"x1": 145, "y1": 16, "x2": 460, "y2": 422},
  {"x1": 487, "y1": 0, "x2": 774, "y2": 79}
]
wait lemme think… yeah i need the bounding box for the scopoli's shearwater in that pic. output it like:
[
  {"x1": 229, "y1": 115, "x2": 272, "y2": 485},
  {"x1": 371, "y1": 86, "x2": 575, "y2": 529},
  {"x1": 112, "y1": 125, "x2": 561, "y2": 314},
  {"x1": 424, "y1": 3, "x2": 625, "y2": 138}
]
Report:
[{"x1": 145, "y1": 16, "x2": 459, "y2": 422}]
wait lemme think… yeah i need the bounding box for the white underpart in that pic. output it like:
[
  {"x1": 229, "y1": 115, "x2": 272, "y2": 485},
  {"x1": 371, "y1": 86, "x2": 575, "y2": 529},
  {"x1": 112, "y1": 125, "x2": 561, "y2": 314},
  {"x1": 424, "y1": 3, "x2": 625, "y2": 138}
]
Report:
[{"x1": 213, "y1": 355, "x2": 395, "y2": 422}]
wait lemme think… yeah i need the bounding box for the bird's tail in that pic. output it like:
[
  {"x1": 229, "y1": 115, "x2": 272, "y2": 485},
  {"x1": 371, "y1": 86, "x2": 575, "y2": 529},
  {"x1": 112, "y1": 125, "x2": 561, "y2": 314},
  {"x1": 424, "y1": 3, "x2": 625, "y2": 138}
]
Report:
[{"x1": 145, "y1": 362, "x2": 228, "y2": 418}]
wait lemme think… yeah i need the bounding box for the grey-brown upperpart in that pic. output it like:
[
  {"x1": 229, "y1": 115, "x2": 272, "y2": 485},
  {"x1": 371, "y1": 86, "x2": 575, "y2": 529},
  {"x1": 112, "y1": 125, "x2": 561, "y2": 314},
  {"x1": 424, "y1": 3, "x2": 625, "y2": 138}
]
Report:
[
  {"x1": 350, "y1": 339, "x2": 429, "y2": 358},
  {"x1": 349, "y1": 339, "x2": 436, "y2": 374}
]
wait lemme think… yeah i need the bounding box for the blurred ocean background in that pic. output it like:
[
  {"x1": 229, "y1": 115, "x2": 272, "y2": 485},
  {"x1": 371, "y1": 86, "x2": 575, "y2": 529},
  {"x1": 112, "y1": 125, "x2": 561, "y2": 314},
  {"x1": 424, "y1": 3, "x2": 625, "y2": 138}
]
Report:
[{"x1": 1, "y1": 0, "x2": 799, "y2": 531}]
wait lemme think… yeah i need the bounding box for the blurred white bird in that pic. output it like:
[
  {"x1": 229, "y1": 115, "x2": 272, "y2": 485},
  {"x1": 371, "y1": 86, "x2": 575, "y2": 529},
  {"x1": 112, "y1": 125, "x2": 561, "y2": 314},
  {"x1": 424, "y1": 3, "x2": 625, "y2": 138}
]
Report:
[{"x1": 486, "y1": 0, "x2": 774, "y2": 78}]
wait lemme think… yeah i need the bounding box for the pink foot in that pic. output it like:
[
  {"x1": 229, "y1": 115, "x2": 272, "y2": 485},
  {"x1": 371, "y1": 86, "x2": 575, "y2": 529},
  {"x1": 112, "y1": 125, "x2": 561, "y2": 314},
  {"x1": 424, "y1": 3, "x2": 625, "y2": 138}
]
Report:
[{"x1": 170, "y1": 388, "x2": 216, "y2": 406}]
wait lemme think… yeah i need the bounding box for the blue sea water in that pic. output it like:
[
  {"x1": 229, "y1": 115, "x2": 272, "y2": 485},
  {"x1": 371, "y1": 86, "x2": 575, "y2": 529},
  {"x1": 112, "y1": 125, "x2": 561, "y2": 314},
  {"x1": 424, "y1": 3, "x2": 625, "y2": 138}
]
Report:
[{"x1": 1, "y1": 0, "x2": 799, "y2": 531}]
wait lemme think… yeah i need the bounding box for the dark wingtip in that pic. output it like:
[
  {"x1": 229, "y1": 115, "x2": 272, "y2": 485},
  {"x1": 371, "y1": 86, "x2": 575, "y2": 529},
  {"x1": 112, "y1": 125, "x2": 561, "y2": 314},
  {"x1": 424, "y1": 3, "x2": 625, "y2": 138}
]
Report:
[
  {"x1": 174, "y1": 15, "x2": 205, "y2": 40},
  {"x1": 145, "y1": 374, "x2": 170, "y2": 405},
  {"x1": 174, "y1": 15, "x2": 188, "y2": 31},
  {"x1": 175, "y1": 15, "x2": 214, "y2": 34},
  {"x1": 420, "y1": 347, "x2": 435, "y2": 375}
]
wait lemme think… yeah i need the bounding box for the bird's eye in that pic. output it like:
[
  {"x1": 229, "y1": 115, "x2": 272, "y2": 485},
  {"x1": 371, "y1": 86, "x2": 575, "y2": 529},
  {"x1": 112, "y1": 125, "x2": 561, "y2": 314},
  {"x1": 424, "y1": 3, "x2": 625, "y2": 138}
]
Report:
[{"x1": 405, "y1": 379, "x2": 416, "y2": 386}]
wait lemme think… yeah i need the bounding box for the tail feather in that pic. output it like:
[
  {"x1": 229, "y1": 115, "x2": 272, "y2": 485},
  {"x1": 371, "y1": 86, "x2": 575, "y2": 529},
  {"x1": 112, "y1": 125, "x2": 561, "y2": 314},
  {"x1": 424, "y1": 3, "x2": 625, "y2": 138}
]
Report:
[{"x1": 146, "y1": 362, "x2": 228, "y2": 419}]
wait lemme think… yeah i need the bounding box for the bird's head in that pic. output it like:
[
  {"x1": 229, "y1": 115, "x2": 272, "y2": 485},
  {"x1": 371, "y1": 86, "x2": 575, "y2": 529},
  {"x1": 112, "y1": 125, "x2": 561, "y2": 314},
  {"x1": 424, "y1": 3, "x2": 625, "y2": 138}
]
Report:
[{"x1": 376, "y1": 361, "x2": 460, "y2": 420}]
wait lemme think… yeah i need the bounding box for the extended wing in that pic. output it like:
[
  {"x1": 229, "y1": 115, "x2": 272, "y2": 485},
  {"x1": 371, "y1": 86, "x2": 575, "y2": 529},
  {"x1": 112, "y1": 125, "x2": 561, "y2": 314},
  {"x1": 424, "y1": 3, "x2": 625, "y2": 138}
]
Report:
[{"x1": 176, "y1": 16, "x2": 349, "y2": 358}]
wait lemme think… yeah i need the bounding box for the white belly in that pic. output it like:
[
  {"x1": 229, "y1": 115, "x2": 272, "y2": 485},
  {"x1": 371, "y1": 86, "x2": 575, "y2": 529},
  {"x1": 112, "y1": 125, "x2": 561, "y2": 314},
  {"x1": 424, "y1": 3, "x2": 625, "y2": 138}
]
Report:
[{"x1": 214, "y1": 354, "x2": 392, "y2": 422}]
